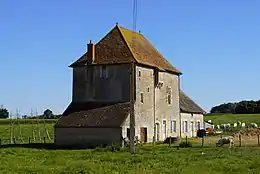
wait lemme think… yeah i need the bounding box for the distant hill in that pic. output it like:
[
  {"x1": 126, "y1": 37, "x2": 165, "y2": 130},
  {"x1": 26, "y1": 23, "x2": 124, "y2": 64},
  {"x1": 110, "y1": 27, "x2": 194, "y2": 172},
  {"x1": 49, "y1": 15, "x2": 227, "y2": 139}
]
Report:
[
  {"x1": 210, "y1": 100, "x2": 260, "y2": 114},
  {"x1": 204, "y1": 113, "x2": 260, "y2": 125}
]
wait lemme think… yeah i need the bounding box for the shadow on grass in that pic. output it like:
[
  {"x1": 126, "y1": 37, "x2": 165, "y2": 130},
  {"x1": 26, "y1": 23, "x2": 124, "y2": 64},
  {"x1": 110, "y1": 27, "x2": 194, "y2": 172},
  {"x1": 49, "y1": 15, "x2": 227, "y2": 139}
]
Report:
[{"x1": 0, "y1": 143, "x2": 106, "y2": 150}]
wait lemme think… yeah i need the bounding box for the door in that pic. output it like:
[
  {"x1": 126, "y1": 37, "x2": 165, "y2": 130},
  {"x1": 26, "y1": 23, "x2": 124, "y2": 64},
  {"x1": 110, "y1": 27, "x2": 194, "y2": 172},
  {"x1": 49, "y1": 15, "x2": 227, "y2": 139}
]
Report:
[
  {"x1": 155, "y1": 123, "x2": 159, "y2": 141},
  {"x1": 190, "y1": 122, "x2": 194, "y2": 137},
  {"x1": 162, "y1": 120, "x2": 166, "y2": 140},
  {"x1": 140, "y1": 127, "x2": 147, "y2": 143}
]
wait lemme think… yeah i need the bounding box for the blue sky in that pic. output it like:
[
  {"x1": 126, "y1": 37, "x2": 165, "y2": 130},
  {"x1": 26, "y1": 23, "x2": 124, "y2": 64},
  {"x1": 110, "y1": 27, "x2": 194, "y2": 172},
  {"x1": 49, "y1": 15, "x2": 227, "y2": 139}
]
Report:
[{"x1": 0, "y1": 0, "x2": 259, "y2": 115}]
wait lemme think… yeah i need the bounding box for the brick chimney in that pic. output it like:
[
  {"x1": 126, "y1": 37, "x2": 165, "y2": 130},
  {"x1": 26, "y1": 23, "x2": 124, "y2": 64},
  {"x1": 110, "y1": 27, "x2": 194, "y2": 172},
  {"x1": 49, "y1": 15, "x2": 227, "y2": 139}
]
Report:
[{"x1": 87, "y1": 40, "x2": 95, "y2": 64}]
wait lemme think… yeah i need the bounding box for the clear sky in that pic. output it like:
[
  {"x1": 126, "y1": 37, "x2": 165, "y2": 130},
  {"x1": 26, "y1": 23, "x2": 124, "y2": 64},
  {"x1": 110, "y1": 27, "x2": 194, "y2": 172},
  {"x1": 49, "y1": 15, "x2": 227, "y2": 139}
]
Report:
[{"x1": 0, "y1": 0, "x2": 259, "y2": 115}]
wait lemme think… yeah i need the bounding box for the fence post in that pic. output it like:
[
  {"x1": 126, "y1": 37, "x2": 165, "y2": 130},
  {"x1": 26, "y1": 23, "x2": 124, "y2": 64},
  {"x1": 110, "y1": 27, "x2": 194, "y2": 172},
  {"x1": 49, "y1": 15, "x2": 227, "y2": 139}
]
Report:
[
  {"x1": 29, "y1": 137, "x2": 31, "y2": 144},
  {"x1": 257, "y1": 134, "x2": 260, "y2": 146},
  {"x1": 13, "y1": 138, "x2": 16, "y2": 144},
  {"x1": 239, "y1": 134, "x2": 241, "y2": 147},
  {"x1": 185, "y1": 136, "x2": 188, "y2": 145},
  {"x1": 44, "y1": 137, "x2": 46, "y2": 144},
  {"x1": 169, "y1": 136, "x2": 171, "y2": 147}
]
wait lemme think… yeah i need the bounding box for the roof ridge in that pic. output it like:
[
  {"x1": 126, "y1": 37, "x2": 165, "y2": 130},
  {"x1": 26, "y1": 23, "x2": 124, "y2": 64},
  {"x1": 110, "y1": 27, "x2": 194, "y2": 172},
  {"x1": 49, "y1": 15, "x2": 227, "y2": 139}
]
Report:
[
  {"x1": 117, "y1": 25, "x2": 143, "y2": 35},
  {"x1": 180, "y1": 90, "x2": 205, "y2": 113},
  {"x1": 116, "y1": 25, "x2": 138, "y2": 63}
]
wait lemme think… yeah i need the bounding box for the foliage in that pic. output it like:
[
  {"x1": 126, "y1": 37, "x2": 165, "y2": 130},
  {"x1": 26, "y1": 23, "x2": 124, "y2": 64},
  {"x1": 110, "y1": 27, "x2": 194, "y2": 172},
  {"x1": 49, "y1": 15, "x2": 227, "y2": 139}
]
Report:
[
  {"x1": 179, "y1": 141, "x2": 192, "y2": 148},
  {"x1": 43, "y1": 109, "x2": 54, "y2": 118},
  {"x1": 0, "y1": 105, "x2": 9, "y2": 119},
  {"x1": 210, "y1": 100, "x2": 260, "y2": 114}
]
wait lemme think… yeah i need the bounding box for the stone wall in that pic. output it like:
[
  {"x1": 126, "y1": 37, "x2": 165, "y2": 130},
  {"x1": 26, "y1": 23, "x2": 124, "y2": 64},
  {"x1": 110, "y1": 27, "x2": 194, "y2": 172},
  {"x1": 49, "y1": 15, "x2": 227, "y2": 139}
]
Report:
[
  {"x1": 72, "y1": 64, "x2": 130, "y2": 103},
  {"x1": 180, "y1": 112, "x2": 203, "y2": 138},
  {"x1": 122, "y1": 65, "x2": 180, "y2": 142},
  {"x1": 54, "y1": 127, "x2": 122, "y2": 147}
]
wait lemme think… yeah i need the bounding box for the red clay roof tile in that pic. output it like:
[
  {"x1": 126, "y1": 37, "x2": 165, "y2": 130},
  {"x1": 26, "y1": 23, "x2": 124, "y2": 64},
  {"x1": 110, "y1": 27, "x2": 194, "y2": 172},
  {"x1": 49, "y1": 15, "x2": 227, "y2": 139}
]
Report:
[{"x1": 70, "y1": 25, "x2": 181, "y2": 74}]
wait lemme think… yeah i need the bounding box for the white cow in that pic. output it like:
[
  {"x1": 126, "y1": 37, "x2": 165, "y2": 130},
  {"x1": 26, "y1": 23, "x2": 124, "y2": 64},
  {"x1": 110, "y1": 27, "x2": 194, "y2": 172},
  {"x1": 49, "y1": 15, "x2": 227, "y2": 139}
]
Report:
[
  {"x1": 216, "y1": 136, "x2": 234, "y2": 148},
  {"x1": 241, "y1": 123, "x2": 246, "y2": 127},
  {"x1": 233, "y1": 123, "x2": 237, "y2": 127},
  {"x1": 250, "y1": 123, "x2": 258, "y2": 128}
]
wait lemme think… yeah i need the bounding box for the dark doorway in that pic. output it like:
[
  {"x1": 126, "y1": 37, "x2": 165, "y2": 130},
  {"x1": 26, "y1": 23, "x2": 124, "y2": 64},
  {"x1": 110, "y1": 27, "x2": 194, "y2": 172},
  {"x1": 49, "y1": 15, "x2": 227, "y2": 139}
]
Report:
[
  {"x1": 127, "y1": 128, "x2": 130, "y2": 139},
  {"x1": 140, "y1": 127, "x2": 148, "y2": 143}
]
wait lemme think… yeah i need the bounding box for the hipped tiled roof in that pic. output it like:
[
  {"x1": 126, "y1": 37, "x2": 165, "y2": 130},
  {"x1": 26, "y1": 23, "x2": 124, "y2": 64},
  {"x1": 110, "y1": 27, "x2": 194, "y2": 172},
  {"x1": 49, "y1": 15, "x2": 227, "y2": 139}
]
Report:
[
  {"x1": 180, "y1": 90, "x2": 206, "y2": 114},
  {"x1": 55, "y1": 102, "x2": 130, "y2": 128},
  {"x1": 62, "y1": 101, "x2": 122, "y2": 116},
  {"x1": 70, "y1": 25, "x2": 181, "y2": 74}
]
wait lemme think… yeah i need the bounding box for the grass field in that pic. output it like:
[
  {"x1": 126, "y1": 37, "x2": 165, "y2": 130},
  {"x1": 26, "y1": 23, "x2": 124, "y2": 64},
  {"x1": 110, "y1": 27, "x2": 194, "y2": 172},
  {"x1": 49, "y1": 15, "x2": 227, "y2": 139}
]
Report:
[
  {"x1": 0, "y1": 122, "x2": 55, "y2": 144},
  {"x1": 0, "y1": 119, "x2": 57, "y2": 125},
  {"x1": 1, "y1": 138, "x2": 260, "y2": 173},
  {"x1": 1, "y1": 119, "x2": 260, "y2": 173},
  {"x1": 204, "y1": 114, "x2": 260, "y2": 125}
]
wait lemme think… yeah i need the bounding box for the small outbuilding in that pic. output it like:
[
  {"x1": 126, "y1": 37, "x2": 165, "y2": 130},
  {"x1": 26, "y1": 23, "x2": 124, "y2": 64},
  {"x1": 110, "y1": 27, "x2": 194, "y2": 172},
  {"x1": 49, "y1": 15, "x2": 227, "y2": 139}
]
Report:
[
  {"x1": 179, "y1": 90, "x2": 206, "y2": 138},
  {"x1": 54, "y1": 102, "x2": 130, "y2": 148}
]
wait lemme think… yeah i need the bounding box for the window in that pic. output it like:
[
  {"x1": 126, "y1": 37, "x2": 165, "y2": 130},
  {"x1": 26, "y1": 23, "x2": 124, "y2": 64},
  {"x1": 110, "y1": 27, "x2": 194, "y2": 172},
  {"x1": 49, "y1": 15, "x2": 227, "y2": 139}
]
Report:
[
  {"x1": 100, "y1": 65, "x2": 108, "y2": 79},
  {"x1": 84, "y1": 68, "x2": 88, "y2": 82},
  {"x1": 140, "y1": 93, "x2": 144, "y2": 103},
  {"x1": 197, "y1": 121, "x2": 201, "y2": 130},
  {"x1": 170, "y1": 120, "x2": 176, "y2": 133},
  {"x1": 183, "y1": 121, "x2": 188, "y2": 133},
  {"x1": 167, "y1": 94, "x2": 171, "y2": 104},
  {"x1": 138, "y1": 70, "x2": 141, "y2": 77},
  {"x1": 166, "y1": 86, "x2": 171, "y2": 104},
  {"x1": 147, "y1": 87, "x2": 150, "y2": 92}
]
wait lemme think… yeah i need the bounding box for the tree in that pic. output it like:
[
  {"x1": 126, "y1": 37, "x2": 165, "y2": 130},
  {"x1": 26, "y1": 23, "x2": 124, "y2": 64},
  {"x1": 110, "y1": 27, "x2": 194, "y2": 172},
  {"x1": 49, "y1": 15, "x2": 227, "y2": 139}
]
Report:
[
  {"x1": 0, "y1": 105, "x2": 9, "y2": 119},
  {"x1": 43, "y1": 109, "x2": 54, "y2": 119},
  {"x1": 210, "y1": 100, "x2": 260, "y2": 114}
]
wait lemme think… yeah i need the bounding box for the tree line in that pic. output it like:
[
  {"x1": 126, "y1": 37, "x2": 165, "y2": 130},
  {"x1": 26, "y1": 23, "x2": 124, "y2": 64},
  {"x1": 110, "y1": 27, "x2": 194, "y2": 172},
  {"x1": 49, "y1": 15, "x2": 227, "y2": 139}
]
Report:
[
  {"x1": 210, "y1": 100, "x2": 260, "y2": 114},
  {"x1": 0, "y1": 105, "x2": 61, "y2": 119}
]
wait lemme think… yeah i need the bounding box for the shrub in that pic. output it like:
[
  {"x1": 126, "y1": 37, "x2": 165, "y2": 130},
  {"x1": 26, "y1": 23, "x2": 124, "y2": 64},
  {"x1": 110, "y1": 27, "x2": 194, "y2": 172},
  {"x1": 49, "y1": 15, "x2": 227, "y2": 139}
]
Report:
[{"x1": 179, "y1": 141, "x2": 192, "y2": 148}]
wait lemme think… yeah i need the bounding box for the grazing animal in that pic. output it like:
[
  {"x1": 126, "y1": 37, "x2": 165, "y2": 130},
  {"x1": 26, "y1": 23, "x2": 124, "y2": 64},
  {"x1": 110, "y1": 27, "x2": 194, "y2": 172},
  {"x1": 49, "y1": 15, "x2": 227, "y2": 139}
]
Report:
[
  {"x1": 233, "y1": 123, "x2": 237, "y2": 127},
  {"x1": 216, "y1": 136, "x2": 234, "y2": 148},
  {"x1": 216, "y1": 125, "x2": 220, "y2": 129},
  {"x1": 250, "y1": 123, "x2": 258, "y2": 128},
  {"x1": 241, "y1": 123, "x2": 246, "y2": 127}
]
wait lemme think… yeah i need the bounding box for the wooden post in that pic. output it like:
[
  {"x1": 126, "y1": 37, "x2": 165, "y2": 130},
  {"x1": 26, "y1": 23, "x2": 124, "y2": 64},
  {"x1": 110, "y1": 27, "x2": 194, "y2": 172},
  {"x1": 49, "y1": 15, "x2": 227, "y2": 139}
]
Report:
[
  {"x1": 44, "y1": 137, "x2": 46, "y2": 144},
  {"x1": 202, "y1": 137, "x2": 204, "y2": 147},
  {"x1": 239, "y1": 134, "x2": 241, "y2": 147},
  {"x1": 13, "y1": 138, "x2": 16, "y2": 144},
  {"x1": 29, "y1": 137, "x2": 31, "y2": 144},
  {"x1": 258, "y1": 134, "x2": 260, "y2": 146},
  {"x1": 185, "y1": 136, "x2": 188, "y2": 146},
  {"x1": 129, "y1": 62, "x2": 135, "y2": 154},
  {"x1": 169, "y1": 136, "x2": 171, "y2": 147}
]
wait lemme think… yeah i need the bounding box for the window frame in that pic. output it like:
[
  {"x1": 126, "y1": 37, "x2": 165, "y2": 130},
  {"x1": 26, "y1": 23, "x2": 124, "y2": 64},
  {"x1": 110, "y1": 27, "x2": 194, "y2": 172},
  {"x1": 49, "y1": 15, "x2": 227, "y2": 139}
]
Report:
[
  {"x1": 170, "y1": 120, "x2": 177, "y2": 133},
  {"x1": 99, "y1": 65, "x2": 108, "y2": 79}
]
